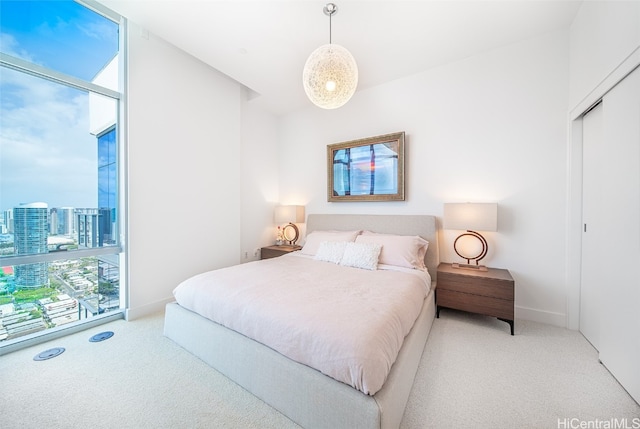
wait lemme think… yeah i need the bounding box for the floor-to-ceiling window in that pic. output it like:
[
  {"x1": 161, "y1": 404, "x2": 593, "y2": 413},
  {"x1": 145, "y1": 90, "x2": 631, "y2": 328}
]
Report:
[{"x1": 0, "y1": 0, "x2": 124, "y2": 349}]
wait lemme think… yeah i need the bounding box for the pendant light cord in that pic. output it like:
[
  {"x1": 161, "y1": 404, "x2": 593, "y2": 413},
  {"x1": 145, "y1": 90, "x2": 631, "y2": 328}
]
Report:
[{"x1": 324, "y1": 3, "x2": 336, "y2": 44}]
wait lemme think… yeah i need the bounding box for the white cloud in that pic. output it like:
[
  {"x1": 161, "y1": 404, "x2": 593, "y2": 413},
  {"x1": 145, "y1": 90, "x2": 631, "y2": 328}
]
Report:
[
  {"x1": 0, "y1": 33, "x2": 36, "y2": 63},
  {"x1": 1, "y1": 66, "x2": 98, "y2": 211},
  {"x1": 77, "y1": 19, "x2": 117, "y2": 42}
]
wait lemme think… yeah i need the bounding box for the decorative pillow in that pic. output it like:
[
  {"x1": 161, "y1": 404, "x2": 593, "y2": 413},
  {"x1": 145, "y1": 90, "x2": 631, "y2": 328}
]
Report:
[
  {"x1": 339, "y1": 242, "x2": 382, "y2": 271},
  {"x1": 356, "y1": 232, "x2": 429, "y2": 270},
  {"x1": 300, "y1": 230, "x2": 361, "y2": 255},
  {"x1": 314, "y1": 241, "x2": 348, "y2": 264}
]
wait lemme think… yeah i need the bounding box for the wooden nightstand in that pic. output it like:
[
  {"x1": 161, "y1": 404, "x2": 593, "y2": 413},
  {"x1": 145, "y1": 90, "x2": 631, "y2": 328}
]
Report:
[
  {"x1": 260, "y1": 245, "x2": 302, "y2": 260},
  {"x1": 436, "y1": 263, "x2": 515, "y2": 335}
]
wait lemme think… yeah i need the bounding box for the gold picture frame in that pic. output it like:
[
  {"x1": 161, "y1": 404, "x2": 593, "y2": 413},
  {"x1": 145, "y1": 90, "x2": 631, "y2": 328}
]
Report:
[{"x1": 327, "y1": 131, "x2": 405, "y2": 202}]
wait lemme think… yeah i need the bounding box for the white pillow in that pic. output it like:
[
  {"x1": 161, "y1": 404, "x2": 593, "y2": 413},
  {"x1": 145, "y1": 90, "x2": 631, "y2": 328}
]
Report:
[
  {"x1": 356, "y1": 232, "x2": 429, "y2": 270},
  {"x1": 314, "y1": 241, "x2": 348, "y2": 264},
  {"x1": 339, "y1": 242, "x2": 382, "y2": 271},
  {"x1": 300, "y1": 230, "x2": 361, "y2": 255}
]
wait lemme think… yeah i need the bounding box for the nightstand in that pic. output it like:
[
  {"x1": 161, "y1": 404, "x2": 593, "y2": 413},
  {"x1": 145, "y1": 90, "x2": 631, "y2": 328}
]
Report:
[
  {"x1": 436, "y1": 263, "x2": 515, "y2": 335},
  {"x1": 260, "y1": 245, "x2": 302, "y2": 260}
]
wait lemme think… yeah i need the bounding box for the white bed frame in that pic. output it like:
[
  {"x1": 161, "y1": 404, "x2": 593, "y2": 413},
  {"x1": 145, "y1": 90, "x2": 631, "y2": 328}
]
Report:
[{"x1": 164, "y1": 214, "x2": 439, "y2": 428}]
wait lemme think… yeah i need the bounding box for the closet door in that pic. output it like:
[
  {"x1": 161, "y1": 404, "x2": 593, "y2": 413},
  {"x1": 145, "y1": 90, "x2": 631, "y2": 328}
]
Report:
[
  {"x1": 580, "y1": 102, "x2": 604, "y2": 351},
  {"x1": 597, "y1": 66, "x2": 640, "y2": 404}
]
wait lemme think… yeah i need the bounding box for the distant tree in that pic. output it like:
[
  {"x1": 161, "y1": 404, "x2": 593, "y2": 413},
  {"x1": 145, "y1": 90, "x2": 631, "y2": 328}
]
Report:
[{"x1": 98, "y1": 281, "x2": 117, "y2": 296}]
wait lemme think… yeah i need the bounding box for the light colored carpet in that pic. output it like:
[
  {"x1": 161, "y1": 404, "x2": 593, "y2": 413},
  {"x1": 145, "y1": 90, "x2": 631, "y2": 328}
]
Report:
[
  {"x1": 404, "y1": 311, "x2": 639, "y2": 428},
  {"x1": 2, "y1": 309, "x2": 638, "y2": 429}
]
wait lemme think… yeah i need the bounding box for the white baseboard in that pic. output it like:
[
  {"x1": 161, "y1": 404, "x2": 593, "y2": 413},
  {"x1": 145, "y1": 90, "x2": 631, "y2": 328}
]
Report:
[
  {"x1": 516, "y1": 305, "x2": 567, "y2": 328},
  {"x1": 126, "y1": 297, "x2": 175, "y2": 321}
]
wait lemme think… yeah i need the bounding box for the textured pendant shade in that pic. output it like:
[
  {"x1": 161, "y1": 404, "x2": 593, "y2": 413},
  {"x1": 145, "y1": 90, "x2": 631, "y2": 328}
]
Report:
[
  {"x1": 303, "y1": 44, "x2": 358, "y2": 109},
  {"x1": 303, "y1": 3, "x2": 358, "y2": 109}
]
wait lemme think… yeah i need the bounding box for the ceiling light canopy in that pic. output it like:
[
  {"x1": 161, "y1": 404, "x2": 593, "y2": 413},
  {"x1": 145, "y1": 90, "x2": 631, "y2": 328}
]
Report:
[{"x1": 302, "y1": 3, "x2": 358, "y2": 109}]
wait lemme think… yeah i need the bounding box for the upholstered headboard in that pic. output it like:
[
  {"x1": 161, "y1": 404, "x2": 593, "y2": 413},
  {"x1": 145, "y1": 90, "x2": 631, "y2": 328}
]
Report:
[{"x1": 306, "y1": 214, "x2": 439, "y2": 282}]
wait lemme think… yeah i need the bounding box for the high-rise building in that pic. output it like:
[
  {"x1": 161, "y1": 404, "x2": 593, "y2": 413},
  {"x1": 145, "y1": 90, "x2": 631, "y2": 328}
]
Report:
[
  {"x1": 76, "y1": 208, "x2": 114, "y2": 248},
  {"x1": 58, "y1": 207, "x2": 75, "y2": 236},
  {"x1": 98, "y1": 127, "x2": 117, "y2": 245},
  {"x1": 76, "y1": 208, "x2": 100, "y2": 248},
  {"x1": 3, "y1": 209, "x2": 14, "y2": 234},
  {"x1": 13, "y1": 202, "x2": 49, "y2": 289},
  {"x1": 50, "y1": 207, "x2": 75, "y2": 236},
  {"x1": 49, "y1": 208, "x2": 59, "y2": 235}
]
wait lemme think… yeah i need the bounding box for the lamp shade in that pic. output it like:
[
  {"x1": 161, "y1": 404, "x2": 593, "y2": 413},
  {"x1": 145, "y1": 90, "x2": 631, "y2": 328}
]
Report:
[
  {"x1": 303, "y1": 43, "x2": 358, "y2": 109},
  {"x1": 275, "y1": 205, "x2": 305, "y2": 224},
  {"x1": 443, "y1": 203, "x2": 497, "y2": 232}
]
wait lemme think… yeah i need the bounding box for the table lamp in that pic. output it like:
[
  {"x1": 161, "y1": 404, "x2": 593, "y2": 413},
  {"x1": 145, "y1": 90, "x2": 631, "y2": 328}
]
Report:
[
  {"x1": 274, "y1": 205, "x2": 305, "y2": 245},
  {"x1": 443, "y1": 202, "x2": 497, "y2": 271}
]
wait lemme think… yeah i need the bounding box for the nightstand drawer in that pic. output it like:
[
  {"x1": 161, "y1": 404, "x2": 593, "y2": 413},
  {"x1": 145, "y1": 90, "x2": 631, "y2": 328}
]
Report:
[
  {"x1": 438, "y1": 274, "x2": 514, "y2": 301},
  {"x1": 437, "y1": 289, "x2": 514, "y2": 320},
  {"x1": 436, "y1": 263, "x2": 515, "y2": 335},
  {"x1": 261, "y1": 247, "x2": 286, "y2": 259},
  {"x1": 260, "y1": 245, "x2": 301, "y2": 260}
]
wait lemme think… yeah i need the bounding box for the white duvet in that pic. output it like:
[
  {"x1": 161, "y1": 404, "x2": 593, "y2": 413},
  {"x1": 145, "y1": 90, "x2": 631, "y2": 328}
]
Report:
[{"x1": 172, "y1": 253, "x2": 431, "y2": 395}]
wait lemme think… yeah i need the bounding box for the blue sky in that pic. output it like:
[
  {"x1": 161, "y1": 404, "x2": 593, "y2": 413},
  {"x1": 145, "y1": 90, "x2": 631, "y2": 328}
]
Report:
[
  {"x1": 1, "y1": 0, "x2": 118, "y2": 81},
  {"x1": 0, "y1": 0, "x2": 119, "y2": 214}
]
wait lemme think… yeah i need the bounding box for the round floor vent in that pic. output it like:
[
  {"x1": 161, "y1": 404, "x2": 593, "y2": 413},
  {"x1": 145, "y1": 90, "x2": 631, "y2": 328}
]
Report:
[
  {"x1": 89, "y1": 331, "x2": 114, "y2": 342},
  {"x1": 33, "y1": 347, "x2": 65, "y2": 361}
]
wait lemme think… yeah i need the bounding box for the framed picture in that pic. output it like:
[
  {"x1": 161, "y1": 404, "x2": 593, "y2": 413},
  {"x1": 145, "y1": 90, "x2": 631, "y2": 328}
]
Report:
[{"x1": 327, "y1": 131, "x2": 405, "y2": 202}]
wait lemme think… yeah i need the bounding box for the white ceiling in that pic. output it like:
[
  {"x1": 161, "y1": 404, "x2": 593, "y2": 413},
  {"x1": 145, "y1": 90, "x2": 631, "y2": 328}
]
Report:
[{"x1": 98, "y1": 0, "x2": 582, "y2": 115}]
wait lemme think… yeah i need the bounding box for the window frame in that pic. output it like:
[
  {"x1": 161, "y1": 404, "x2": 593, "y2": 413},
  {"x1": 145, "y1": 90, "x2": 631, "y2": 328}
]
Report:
[
  {"x1": 0, "y1": 53, "x2": 122, "y2": 265},
  {"x1": 0, "y1": 0, "x2": 127, "y2": 351}
]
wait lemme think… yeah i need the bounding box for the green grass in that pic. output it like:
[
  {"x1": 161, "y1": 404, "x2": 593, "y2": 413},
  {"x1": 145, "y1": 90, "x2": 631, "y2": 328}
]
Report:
[{"x1": 12, "y1": 287, "x2": 57, "y2": 304}]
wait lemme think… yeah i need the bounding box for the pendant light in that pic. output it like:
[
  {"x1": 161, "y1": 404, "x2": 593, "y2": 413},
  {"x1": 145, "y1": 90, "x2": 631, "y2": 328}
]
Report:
[{"x1": 302, "y1": 3, "x2": 358, "y2": 109}]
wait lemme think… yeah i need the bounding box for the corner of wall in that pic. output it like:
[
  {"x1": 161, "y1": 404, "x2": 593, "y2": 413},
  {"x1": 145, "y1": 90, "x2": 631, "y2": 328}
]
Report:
[
  {"x1": 126, "y1": 297, "x2": 174, "y2": 321},
  {"x1": 516, "y1": 306, "x2": 567, "y2": 328}
]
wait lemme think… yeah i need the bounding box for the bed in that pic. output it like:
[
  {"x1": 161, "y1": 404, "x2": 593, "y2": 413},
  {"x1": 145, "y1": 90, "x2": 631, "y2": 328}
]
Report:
[{"x1": 163, "y1": 214, "x2": 439, "y2": 428}]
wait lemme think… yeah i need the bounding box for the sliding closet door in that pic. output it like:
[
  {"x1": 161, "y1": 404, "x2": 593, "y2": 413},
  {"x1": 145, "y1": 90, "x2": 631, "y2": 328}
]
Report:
[
  {"x1": 580, "y1": 102, "x2": 604, "y2": 351},
  {"x1": 597, "y1": 66, "x2": 640, "y2": 404}
]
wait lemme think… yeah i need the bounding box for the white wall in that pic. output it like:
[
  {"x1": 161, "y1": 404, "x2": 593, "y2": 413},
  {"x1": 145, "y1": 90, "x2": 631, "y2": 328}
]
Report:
[
  {"x1": 126, "y1": 23, "x2": 243, "y2": 318},
  {"x1": 240, "y1": 94, "x2": 280, "y2": 262},
  {"x1": 278, "y1": 30, "x2": 570, "y2": 326},
  {"x1": 569, "y1": 1, "x2": 640, "y2": 111}
]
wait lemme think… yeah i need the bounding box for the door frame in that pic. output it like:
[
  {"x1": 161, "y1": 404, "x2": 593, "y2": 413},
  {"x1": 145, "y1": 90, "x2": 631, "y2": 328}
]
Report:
[{"x1": 565, "y1": 49, "x2": 640, "y2": 330}]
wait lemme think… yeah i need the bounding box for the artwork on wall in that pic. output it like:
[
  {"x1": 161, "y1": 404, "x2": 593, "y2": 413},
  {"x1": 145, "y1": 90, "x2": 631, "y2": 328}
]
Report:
[{"x1": 327, "y1": 131, "x2": 405, "y2": 202}]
